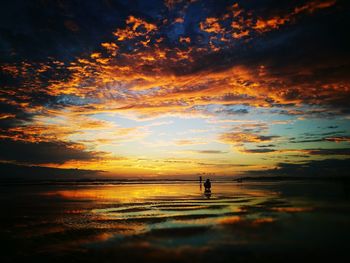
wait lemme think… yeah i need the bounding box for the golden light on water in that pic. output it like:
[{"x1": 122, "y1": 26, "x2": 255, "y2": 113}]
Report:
[{"x1": 42, "y1": 183, "x2": 276, "y2": 202}]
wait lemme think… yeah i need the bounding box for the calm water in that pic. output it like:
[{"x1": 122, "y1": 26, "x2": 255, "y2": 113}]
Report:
[{"x1": 1, "y1": 181, "x2": 349, "y2": 262}]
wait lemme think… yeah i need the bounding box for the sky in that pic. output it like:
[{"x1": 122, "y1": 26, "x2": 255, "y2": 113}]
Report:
[{"x1": 0, "y1": 0, "x2": 349, "y2": 179}]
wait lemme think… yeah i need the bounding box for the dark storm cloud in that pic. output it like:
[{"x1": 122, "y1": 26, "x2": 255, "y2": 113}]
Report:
[
  {"x1": 0, "y1": 139, "x2": 105, "y2": 165},
  {"x1": 0, "y1": 0, "x2": 134, "y2": 62},
  {"x1": 0, "y1": 102, "x2": 33, "y2": 129}
]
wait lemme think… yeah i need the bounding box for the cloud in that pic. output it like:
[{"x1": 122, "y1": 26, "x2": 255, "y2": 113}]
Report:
[
  {"x1": 0, "y1": 0, "x2": 349, "y2": 175},
  {"x1": 219, "y1": 132, "x2": 279, "y2": 145},
  {"x1": 258, "y1": 144, "x2": 276, "y2": 148},
  {"x1": 0, "y1": 102, "x2": 33, "y2": 129},
  {"x1": 289, "y1": 134, "x2": 350, "y2": 144},
  {"x1": 239, "y1": 147, "x2": 350, "y2": 156},
  {"x1": 0, "y1": 139, "x2": 106, "y2": 165},
  {"x1": 0, "y1": 162, "x2": 102, "y2": 181},
  {"x1": 325, "y1": 136, "x2": 350, "y2": 143},
  {"x1": 113, "y1": 16, "x2": 157, "y2": 41},
  {"x1": 2, "y1": 0, "x2": 348, "y2": 122},
  {"x1": 305, "y1": 148, "x2": 350, "y2": 156},
  {"x1": 240, "y1": 148, "x2": 277, "y2": 154}
]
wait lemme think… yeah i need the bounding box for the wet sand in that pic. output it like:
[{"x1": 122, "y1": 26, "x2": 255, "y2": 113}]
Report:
[{"x1": 1, "y1": 181, "x2": 349, "y2": 262}]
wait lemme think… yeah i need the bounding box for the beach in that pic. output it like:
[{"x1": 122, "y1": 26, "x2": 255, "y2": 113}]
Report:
[{"x1": 1, "y1": 180, "x2": 349, "y2": 262}]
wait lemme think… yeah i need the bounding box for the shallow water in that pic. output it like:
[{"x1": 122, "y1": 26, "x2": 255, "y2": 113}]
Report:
[{"x1": 1, "y1": 181, "x2": 350, "y2": 262}]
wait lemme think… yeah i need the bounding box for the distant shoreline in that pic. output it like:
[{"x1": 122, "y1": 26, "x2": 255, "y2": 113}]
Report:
[
  {"x1": 233, "y1": 176, "x2": 350, "y2": 182},
  {"x1": 0, "y1": 176, "x2": 349, "y2": 186}
]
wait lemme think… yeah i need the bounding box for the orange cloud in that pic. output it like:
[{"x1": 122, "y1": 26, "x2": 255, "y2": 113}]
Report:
[
  {"x1": 101, "y1": 42, "x2": 119, "y2": 56},
  {"x1": 325, "y1": 136, "x2": 350, "y2": 143},
  {"x1": 113, "y1": 16, "x2": 157, "y2": 41},
  {"x1": 200, "y1": 17, "x2": 223, "y2": 34},
  {"x1": 294, "y1": 0, "x2": 337, "y2": 14},
  {"x1": 198, "y1": 0, "x2": 337, "y2": 37},
  {"x1": 2, "y1": 0, "x2": 342, "y2": 123},
  {"x1": 219, "y1": 132, "x2": 278, "y2": 145},
  {"x1": 253, "y1": 17, "x2": 289, "y2": 32},
  {"x1": 253, "y1": 0, "x2": 337, "y2": 33}
]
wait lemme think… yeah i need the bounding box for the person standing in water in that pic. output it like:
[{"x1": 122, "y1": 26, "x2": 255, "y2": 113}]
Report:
[
  {"x1": 204, "y1": 179, "x2": 211, "y2": 191},
  {"x1": 203, "y1": 179, "x2": 212, "y2": 199}
]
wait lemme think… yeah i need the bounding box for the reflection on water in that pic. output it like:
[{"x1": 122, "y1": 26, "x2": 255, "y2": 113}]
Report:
[{"x1": 0, "y1": 181, "x2": 350, "y2": 262}]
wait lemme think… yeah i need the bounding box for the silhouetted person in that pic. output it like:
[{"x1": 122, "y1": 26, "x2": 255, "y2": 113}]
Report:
[
  {"x1": 204, "y1": 179, "x2": 211, "y2": 191},
  {"x1": 204, "y1": 179, "x2": 211, "y2": 199},
  {"x1": 199, "y1": 176, "x2": 203, "y2": 191}
]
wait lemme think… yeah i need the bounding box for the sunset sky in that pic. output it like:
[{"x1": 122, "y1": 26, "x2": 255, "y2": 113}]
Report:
[{"x1": 1, "y1": 0, "x2": 349, "y2": 179}]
